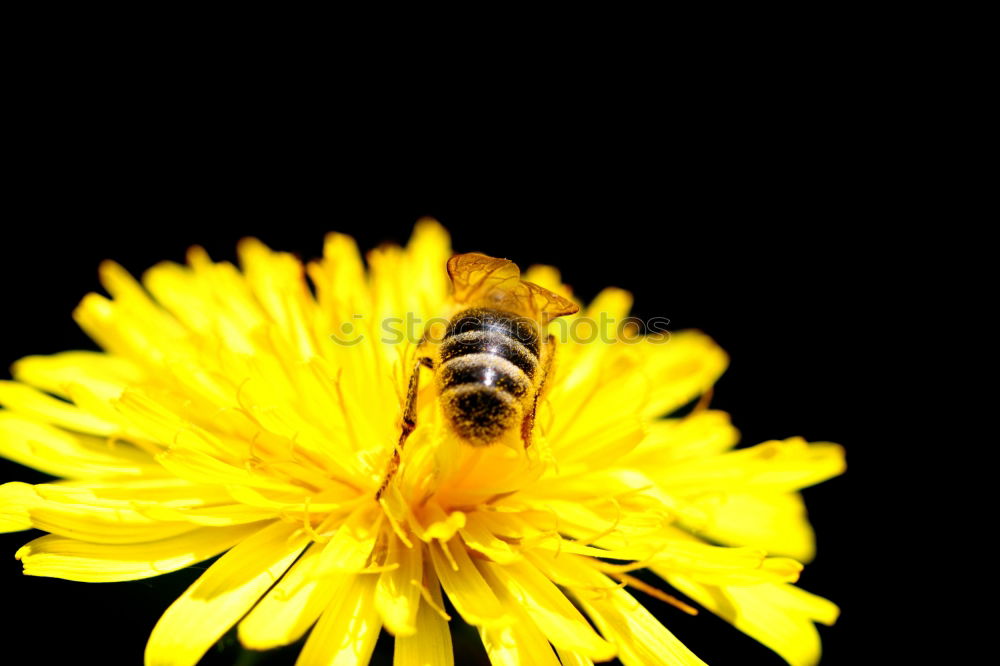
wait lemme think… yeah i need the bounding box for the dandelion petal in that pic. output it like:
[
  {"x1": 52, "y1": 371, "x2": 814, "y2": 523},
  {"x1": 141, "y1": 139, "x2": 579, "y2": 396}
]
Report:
[{"x1": 145, "y1": 520, "x2": 307, "y2": 666}]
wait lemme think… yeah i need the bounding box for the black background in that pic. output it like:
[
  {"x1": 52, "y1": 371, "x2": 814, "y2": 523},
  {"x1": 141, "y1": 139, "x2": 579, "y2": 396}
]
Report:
[{"x1": 1, "y1": 155, "x2": 877, "y2": 664}]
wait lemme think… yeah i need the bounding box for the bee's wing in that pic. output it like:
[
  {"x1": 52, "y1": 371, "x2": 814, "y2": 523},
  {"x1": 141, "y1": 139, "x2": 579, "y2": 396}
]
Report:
[
  {"x1": 523, "y1": 281, "x2": 580, "y2": 323},
  {"x1": 448, "y1": 252, "x2": 579, "y2": 323},
  {"x1": 447, "y1": 252, "x2": 522, "y2": 303}
]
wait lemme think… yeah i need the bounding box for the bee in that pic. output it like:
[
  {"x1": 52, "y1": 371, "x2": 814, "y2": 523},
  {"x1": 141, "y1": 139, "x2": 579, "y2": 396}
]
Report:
[{"x1": 376, "y1": 252, "x2": 579, "y2": 499}]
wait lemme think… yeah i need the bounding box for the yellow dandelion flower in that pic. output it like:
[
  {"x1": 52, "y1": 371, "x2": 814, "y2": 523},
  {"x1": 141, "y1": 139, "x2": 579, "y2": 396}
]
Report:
[{"x1": 0, "y1": 220, "x2": 844, "y2": 666}]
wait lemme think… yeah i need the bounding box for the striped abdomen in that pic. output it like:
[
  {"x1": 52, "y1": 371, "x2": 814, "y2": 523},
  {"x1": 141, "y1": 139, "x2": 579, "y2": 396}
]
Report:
[{"x1": 437, "y1": 307, "x2": 540, "y2": 445}]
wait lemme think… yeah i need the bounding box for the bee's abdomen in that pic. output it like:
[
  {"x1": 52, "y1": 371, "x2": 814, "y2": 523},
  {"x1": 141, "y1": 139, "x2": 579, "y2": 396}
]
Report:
[
  {"x1": 444, "y1": 308, "x2": 540, "y2": 358},
  {"x1": 438, "y1": 308, "x2": 539, "y2": 444},
  {"x1": 440, "y1": 330, "x2": 538, "y2": 378},
  {"x1": 440, "y1": 384, "x2": 519, "y2": 445},
  {"x1": 438, "y1": 353, "x2": 531, "y2": 398}
]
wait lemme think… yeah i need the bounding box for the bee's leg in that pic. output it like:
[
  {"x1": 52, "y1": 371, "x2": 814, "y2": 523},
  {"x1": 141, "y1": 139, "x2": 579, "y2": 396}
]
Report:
[
  {"x1": 376, "y1": 353, "x2": 434, "y2": 500},
  {"x1": 521, "y1": 334, "x2": 556, "y2": 450}
]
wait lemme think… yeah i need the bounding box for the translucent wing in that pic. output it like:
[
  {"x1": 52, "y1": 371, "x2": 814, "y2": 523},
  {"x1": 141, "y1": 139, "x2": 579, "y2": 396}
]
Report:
[
  {"x1": 447, "y1": 252, "x2": 579, "y2": 323},
  {"x1": 447, "y1": 253, "x2": 521, "y2": 303},
  {"x1": 524, "y1": 281, "x2": 579, "y2": 323}
]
